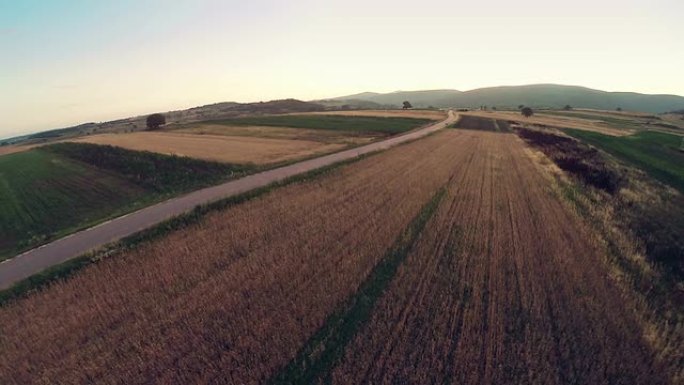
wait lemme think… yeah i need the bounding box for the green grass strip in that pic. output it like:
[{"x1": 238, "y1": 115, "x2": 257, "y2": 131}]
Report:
[
  {"x1": 269, "y1": 186, "x2": 447, "y2": 385},
  {"x1": 562, "y1": 129, "x2": 684, "y2": 193}
]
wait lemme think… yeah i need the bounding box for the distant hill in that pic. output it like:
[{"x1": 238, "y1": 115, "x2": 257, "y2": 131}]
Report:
[
  {"x1": 316, "y1": 98, "x2": 391, "y2": 110},
  {"x1": 5, "y1": 99, "x2": 326, "y2": 146},
  {"x1": 328, "y1": 84, "x2": 684, "y2": 113}
]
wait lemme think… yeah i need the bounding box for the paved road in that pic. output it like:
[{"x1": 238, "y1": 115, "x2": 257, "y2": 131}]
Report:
[{"x1": 0, "y1": 111, "x2": 456, "y2": 290}]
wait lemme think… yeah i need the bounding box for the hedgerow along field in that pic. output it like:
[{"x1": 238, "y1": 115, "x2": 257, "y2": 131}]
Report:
[
  {"x1": 204, "y1": 115, "x2": 432, "y2": 135},
  {"x1": 562, "y1": 129, "x2": 684, "y2": 193},
  {"x1": 0, "y1": 143, "x2": 254, "y2": 260},
  {"x1": 0, "y1": 130, "x2": 673, "y2": 384}
]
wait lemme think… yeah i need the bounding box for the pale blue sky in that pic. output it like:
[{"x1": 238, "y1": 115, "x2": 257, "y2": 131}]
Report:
[{"x1": 1, "y1": 0, "x2": 683, "y2": 137}]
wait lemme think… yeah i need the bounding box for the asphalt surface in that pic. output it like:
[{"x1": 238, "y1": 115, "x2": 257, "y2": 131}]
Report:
[{"x1": 0, "y1": 111, "x2": 456, "y2": 290}]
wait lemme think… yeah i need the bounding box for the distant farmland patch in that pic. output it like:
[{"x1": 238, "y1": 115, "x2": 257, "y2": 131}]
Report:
[
  {"x1": 70, "y1": 132, "x2": 348, "y2": 165},
  {"x1": 305, "y1": 109, "x2": 447, "y2": 121},
  {"x1": 0, "y1": 144, "x2": 37, "y2": 157},
  {"x1": 0, "y1": 150, "x2": 145, "y2": 259},
  {"x1": 174, "y1": 124, "x2": 379, "y2": 145},
  {"x1": 45, "y1": 142, "x2": 251, "y2": 192},
  {"x1": 209, "y1": 115, "x2": 432, "y2": 135},
  {"x1": 0, "y1": 143, "x2": 252, "y2": 259},
  {"x1": 563, "y1": 129, "x2": 684, "y2": 193},
  {"x1": 540, "y1": 110, "x2": 643, "y2": 130}
]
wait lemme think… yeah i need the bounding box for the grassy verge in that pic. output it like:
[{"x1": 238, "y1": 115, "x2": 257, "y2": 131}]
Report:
[
  {"x1": 205, "y1": 115, "x2": 432, "y2": 135},
  {"x1": 562, "y1": 129, "x2": 684, "y2": 193},
  {"x1": 269, "y1": 187, "x2": 447, "y2": 384}
]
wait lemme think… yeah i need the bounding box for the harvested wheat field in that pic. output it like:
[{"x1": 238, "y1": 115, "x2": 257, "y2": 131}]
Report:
[
  {"x1": 173, "y1": 124, "x2": 380, "y2": 144},
  {"x1": 0, "y1": 131, "x2": 667, "y2": 385},
  {"x1": 70, "y1": 131, "x2": 345, "y2": 164},
  {"x1": 463, "y1": 110, "x2": 634, "y2": 136},
  {"x1": 305, "y1": 109, "x2": 447, "y2": 120},
  {"x1": 327, "y1": 131, "x2": 666, "y2": 384}
]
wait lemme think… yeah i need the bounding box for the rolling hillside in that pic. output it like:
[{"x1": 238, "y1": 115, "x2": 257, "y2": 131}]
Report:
[{"x1": 328, "y1": 84, "x2": 684, "y2": 113}]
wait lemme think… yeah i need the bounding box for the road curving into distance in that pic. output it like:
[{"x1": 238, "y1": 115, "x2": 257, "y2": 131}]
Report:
[{"x1": 0, "y1": 111, "x2": 457, "y2": 290}]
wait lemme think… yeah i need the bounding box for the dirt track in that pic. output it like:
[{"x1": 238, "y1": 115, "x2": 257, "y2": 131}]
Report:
[{"x1": 0, "y1": 112, "x2": 456, "y2": 290}]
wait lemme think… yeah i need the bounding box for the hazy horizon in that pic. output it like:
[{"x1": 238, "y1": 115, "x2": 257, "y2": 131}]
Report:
[{"x1": 2, "y1": 0, "x2": 683, "y2": 137}]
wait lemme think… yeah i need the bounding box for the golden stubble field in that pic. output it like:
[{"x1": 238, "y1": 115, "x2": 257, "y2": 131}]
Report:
[
  {"x1": 174, "y1": 124, "x2": 380, "y2": 144},
  {"x1": 0, "y1": 129, "x2": 669, "y2": 385},
  {"x1": 0, "y1": 144, "x2": 38, "y2": 157},
  {"x1": 462, "y1": 110, "x2": 635, "y2": 136},
  {"x1": 69, "y1": 131, "x2": 348, "y2": 165}
]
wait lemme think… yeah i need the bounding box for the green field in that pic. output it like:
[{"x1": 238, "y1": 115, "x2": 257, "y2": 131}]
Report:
[
  {"x1": 563, "y1": 129, "x2": 684, "y2": 192},
  {"x1": 205, "y1": 115, "x2": 431, "y2": 135},
  {"x1": 0, "y1": 144, "x2": 254, "y2": 260}
]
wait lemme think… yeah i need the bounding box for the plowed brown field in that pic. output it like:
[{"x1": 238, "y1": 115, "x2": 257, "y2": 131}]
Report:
[{"x1": 330, "y1": 131, "x2": 666, "y2": 384}]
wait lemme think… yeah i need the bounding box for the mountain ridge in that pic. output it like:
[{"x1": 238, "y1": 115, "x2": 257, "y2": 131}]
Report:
[{"x1": 325, "y1": 84, "x2": 684, "y2": 113}]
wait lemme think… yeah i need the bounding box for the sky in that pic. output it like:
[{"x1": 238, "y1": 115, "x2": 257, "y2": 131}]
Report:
[{"x1": 1, "y1": 0, "x2": 683, "y2": 138}]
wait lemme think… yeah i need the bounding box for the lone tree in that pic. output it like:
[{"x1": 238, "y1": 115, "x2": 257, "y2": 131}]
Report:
[
  {"x1": 564, "y1": 104, "x2": 573, "y2": 111},
  {"x1": 616, "y1": 107, "x2": 623, "y2": 112},
  {"x1": 521, "y1": 107, "x2": 534, "y2": 118},
  {"x1": 402, "y1": 101, "x2": 413, "y2": 109},
  {"x1": 146, "y1": 113, "x2": 166, "y2": 130}
]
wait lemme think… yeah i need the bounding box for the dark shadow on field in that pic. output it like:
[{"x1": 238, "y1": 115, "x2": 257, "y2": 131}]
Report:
[{"x1": 450, "y1": 115, "x2": 512, "y2": 133}]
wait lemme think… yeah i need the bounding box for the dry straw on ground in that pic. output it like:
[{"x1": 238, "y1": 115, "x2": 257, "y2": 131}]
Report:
[{"x1": 70, "y1": 131, "x2": 347, "y2": 164}]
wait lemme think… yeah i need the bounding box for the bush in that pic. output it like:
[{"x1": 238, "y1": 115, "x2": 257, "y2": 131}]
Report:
[
  {"x1": 516, "y1": 128, "x2": 623, "y2": 194},
  {"x1": 146, "y1": 113, "x2": 166, "y2": 130}
]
